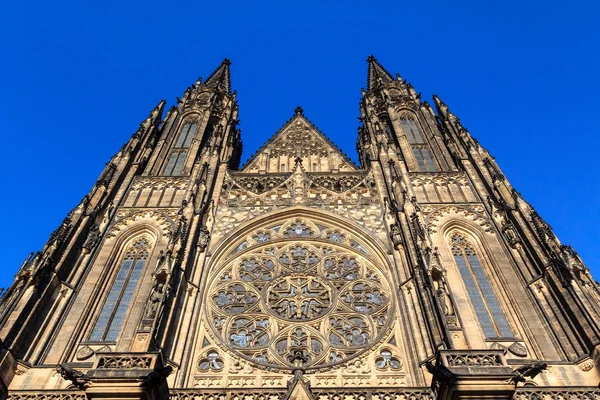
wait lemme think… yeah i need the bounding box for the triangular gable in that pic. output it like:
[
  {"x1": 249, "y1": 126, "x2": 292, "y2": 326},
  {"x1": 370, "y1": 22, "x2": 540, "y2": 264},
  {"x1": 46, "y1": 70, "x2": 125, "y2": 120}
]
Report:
[
  {"x1": 283, "y1": 371, "x2": 315, "y2": 400},
  {"x1": 241, "y1": 109, "x2": 357, "y2": 173}
]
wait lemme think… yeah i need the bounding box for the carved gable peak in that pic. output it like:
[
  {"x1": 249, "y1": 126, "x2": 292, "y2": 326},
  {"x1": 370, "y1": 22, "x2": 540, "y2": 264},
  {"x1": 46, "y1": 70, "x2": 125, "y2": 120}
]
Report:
[
  {"x1": 242, "y1": 108, "x2": 357, "y2": 174},
  {"x1": 284, "y1": 371, "x2": 314, "y2": 400}
]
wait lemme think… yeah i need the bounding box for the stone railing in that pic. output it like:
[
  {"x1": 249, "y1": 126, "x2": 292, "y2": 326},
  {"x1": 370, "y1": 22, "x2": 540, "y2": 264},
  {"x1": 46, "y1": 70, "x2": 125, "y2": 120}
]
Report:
[
  {"x1": 513, "y1": 386, "x2": 600, "y2": 400},
  {"x1": 93, "y1": 351, "x2": 160, "y2": 370},
  {"x1": 7, "y1": 391, "x2": 86, "y2": 400},
  {"x1": 437, "y1": 349, "x2": 509, "y2": 370},
  {"x1": 169, "y1": 388, "x2": 435, "y2": 400}
]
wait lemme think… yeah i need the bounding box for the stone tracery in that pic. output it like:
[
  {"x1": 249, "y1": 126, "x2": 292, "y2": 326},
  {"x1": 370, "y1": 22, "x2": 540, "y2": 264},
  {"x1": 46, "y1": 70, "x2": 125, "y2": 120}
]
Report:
[{"x1": 204, "y1": 216, "x2": 393, "y2": 370}]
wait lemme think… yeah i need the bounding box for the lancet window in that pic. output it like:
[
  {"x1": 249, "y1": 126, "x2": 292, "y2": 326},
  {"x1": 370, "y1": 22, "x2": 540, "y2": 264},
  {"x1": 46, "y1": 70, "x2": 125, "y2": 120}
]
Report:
[
  {"x1": 89, "y1": 237, "x2": 151, "y2": 341},
  {"x1": 400, "y1": 116, "x2": 437, "y2": 172},
  {"x1": 164, "y1": 121, "x2": 198, "y2": 176},
  {"x1": 450, "y1": 233, "x2": 513, "y2": 338}
]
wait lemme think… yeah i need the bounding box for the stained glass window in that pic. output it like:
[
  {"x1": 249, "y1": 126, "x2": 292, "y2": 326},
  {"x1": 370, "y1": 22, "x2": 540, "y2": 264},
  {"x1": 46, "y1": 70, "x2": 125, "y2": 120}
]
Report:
[
  {"x1": 164, "y1": 121, "x2": 198, "y2": 176},
  {"x1": 175, "y1": 122, "x2": 199, "y2": 148},
  {"x1": 164, "y1": 150, "x2": 187, "y2": 176},
  {"x1": 401, "y1": 117, "x2": 437, "y2": 171},
  {"x1": 89, "y1": 238, "x2": 150, "y2": 341},
  {"x1": 450, "y1": 233, "x2": 513, "y2": 338},
  {"x1": 413, "y1": 148, "x2": 436, "y2": 172},
  {"x1": 401, "y1": 119, "x2": 425, "y2": 144}
]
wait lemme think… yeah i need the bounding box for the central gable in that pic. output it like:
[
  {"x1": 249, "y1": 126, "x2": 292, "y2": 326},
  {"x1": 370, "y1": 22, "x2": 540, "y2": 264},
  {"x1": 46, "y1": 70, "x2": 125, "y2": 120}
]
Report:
[{"x1": 241, "y1": 108, "x2": 357, "y2": 173}]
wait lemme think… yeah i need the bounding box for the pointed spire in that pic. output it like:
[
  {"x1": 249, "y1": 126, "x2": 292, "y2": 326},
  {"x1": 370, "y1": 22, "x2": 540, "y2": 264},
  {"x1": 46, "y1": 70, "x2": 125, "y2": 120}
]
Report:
[
  {"x1": 139, "y1": 99, "x2": 166, "y2": 131},
  {"x1": 432, "y1": 94, "x2": 449, "y2": 116},
  {"x1": 367, "y1": 55, "x2": 394, "y2": 91},
  {"x1": 204, "y1": 58, "x2": 232, "y2": 94}
]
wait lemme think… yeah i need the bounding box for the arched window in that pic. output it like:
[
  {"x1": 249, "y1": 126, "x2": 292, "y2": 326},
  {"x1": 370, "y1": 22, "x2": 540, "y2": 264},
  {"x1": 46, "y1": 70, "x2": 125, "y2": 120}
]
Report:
[
  {"x1": 164, "y1": 121, "x2": 198, "y2": 176},
  {"x1": 450, "y1": 233, "x2": 513, "y2": 338},
  {"x1": 89, "y1": 237, "x2": 151, "y2": 342},
  {"x1": 400, "y1": 117, "x2": 436, "y2": 172}
]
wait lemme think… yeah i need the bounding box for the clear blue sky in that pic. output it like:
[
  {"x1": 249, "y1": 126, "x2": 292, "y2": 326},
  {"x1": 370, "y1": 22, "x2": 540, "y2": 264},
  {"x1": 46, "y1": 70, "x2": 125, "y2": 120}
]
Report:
[{"x1": 1, "y1": 1, "x2": 599, "y2": 289}]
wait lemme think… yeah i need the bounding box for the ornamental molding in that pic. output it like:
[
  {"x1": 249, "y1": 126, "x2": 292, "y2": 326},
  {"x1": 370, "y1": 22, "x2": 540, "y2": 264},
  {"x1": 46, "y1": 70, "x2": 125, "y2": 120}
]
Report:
[
  {"x1": 130, "y1": 176, "x2": 189, "y2": 191},
  {"x1": 424, "y1": 204, "x2": 493, "y2": 234},
  {"x1": 106, "y1": 209, "x2": 178, "y2": 238},
  {"x1": 410, "y1": 172, "x2": 470, "y2": 187},
  {"x1": 202, "y1": 225, "x2": 396, "y2": 373},
  {"x1": 241, "y1": 115, "x2": 357, "y2": 172},
  {"x1": 214, "y1": 169, "x2": 384, "y2": 240},
  {"x1": 7, "y1": 393, "x2": 87, "y2": 400},
  {"x1": 513, "y1": 387, "x2": 600, "y2": 400}
]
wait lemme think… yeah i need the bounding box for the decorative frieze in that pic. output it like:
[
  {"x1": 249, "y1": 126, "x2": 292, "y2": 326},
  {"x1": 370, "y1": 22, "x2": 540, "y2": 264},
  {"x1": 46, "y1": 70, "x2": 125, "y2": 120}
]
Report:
[
  {"x1": 513, "y1": 387, "x2": 600, "y2": 400},
  {"x1": 410, "y1": 172, "x2": 476, "y2": 204},
  {"x1": 7, "y1": 393, "x2": 86, "y2": 400}
]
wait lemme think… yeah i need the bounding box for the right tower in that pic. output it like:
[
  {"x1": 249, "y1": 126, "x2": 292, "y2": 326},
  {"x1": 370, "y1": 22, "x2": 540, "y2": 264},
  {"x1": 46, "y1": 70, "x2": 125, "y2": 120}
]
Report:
[{"x1": 358, "y1": 55, "x2": 600, "y2": 397}]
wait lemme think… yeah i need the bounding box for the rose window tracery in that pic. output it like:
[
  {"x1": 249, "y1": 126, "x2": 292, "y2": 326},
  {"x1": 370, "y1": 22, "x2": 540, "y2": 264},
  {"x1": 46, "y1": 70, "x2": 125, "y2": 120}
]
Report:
[
  {"x1": 204, "y1": 218, "x2": 394, "y2": 370},
  {"x1": 265, "y1": 275, "x2": 333, "y2": 321}
]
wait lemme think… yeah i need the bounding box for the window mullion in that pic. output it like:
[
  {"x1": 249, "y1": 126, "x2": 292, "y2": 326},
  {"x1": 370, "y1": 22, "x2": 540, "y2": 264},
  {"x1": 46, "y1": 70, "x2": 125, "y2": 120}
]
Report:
[
  {"x1": 463, "y1": 252, "x2": 502, "y2": 337},
  {"x1": 101, "y1": 255, "x2": 138, "y2": 340}
]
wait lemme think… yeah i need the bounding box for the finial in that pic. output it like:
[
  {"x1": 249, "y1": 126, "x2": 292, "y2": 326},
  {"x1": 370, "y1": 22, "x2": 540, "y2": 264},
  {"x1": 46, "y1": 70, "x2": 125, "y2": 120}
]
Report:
[
  {"x1": 223, "y1": 58, "x2": 231, "y2": 65},
  {"x1": 294, "y1": 106, "x2": 304, "y2": 115},
  {"x1": 367, "y1": 55, "x2": 376, "y2": 62}
]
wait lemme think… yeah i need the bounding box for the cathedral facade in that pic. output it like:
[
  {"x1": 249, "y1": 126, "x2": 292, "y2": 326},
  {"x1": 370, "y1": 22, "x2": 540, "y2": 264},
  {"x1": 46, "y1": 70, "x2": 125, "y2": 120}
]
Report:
[{"x1": 1, "y1": 58, "x2": 599, "y2": 400}]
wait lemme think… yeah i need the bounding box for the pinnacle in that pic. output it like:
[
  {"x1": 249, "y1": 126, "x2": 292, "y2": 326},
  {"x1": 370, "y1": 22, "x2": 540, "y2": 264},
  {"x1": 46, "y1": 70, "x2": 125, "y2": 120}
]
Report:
[
  {"x1": 204, "y1": 58, "x2": 232, "y2": 94},
  {"x1": 366, "y1": 55, "x2": 394, "y2": 92}
]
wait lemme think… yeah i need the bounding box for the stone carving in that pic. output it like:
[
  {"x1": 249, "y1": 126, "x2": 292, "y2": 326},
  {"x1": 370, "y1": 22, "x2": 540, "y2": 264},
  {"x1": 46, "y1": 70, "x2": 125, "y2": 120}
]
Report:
[
  {"x1": 75, "y1": 345, "x2": 94, "y2": 361},
  {"x1": 508, "y1": 362, "x2": 547, "y2": 384},
  {"x1": 242, "y1": 117, "x2": 356, "y2": 171},
  {"x1": 425, "y1": 361, "x2": 456, "y2": 384},
  {"x1": 169, "y1": 390, "x2": 436, "y2": 400},
  {"x1": 55, "y1": 365, "x2": 90, "y2": 390},
  {"x1": 82, "y1": 224, "x2": 101, "y2": 253},
  {"x1": 228, "y1": 358, "x2": 254, "y2": 374},
  {"x1": 198, "y1": 227, "x2": 211, "y2": 252},
  {"x1": 96, "y1": 355, "x2": 153, "y2": 369},
  {"x1": 512, "y1": 388, "x2": 600, "y2": 400},
  {"x1": 140, "y1": 365, "x2": 173, "y2": 388},
  {"x1": 7, "y1": 394, "x2": 87, "y2": 400},
  {"x1": 205, "y1": 232, "x2": 393, "y2": 371},
  {"x1": 425, "y1": 205, "x2": 493, "y2": 234},
  {"x1": 577, "y1": 359, "x2": 594, "y2": 372},
  {"x1": 198, "y1": 351, "x2": 225, "y2": 371},
  {"x1": 213, "y1": 170, "x2": 384, "y2": 240},
  {"x1": 445, "y1": 353, "x2": 503, "y2": 367},
  {"x1": 374, "y1": 349, "x2": 402, "y2": 371},
  {"x1": 106, "y1": 209, "x2": 177, "y2": 238},
  {"x1": 508, "y1": 342, "x2": 527, "y2": 358}
]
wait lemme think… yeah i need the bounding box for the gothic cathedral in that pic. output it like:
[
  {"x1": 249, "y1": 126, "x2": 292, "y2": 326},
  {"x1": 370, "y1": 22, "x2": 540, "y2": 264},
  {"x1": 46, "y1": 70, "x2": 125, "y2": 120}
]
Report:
[{"x1": 1, "y1": 58, "x2": 599, "y2": 400}]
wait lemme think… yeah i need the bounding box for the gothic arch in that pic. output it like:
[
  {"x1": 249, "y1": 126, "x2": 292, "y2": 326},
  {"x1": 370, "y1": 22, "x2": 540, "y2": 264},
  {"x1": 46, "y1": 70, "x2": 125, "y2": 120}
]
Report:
[
  {"x1": 83, "y1": 227, "x2": 161, "y2": 345},
  {"x1": 198, "y1": 207, "x2": 399, "y2": 376},
  {"x1": 208, "y1": 206, "x2": 392, "y2": 269},
  {"x1": 426, "y1": 205, "x2": 493, "y2": 235},
  {"x1": 106, "y1": 210, "x2": 176, "y2": 239},
  {"x1": 434, "y1": 220, "x2": 518, "y2": 344}
]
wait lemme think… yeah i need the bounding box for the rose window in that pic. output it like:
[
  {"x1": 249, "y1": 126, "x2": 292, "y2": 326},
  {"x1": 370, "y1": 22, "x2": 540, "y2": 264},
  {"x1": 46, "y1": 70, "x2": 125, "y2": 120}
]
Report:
[
  {"x1": 205, "y1": 219, "x2": 393, "y2": 370},
  {"x1": 265, "y1": 274, "x2": 334, "y2": 321}
]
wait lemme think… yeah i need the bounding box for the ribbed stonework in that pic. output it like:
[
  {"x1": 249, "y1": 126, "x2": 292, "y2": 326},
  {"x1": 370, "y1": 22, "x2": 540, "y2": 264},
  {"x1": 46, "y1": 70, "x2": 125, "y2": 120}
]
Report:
[{"x1": 1, "y1": 58, "x2": 599, "y2": 400}]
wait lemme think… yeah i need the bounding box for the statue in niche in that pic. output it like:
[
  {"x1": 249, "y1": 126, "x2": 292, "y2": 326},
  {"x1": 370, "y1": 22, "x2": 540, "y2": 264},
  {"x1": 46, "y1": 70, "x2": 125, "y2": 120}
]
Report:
[
  {"x1": 145, "y1": 281, "x2": 166, "y2": 319},
  {"x1": 82, "y1": 224, "x2": 101, "y2": 253}
]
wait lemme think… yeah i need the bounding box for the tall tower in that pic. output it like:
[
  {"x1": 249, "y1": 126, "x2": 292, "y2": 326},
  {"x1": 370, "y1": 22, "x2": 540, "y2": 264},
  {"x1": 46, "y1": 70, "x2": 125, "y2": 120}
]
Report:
[{"x1": 1, "y1": 58, "x2": 599, "y2": 400}]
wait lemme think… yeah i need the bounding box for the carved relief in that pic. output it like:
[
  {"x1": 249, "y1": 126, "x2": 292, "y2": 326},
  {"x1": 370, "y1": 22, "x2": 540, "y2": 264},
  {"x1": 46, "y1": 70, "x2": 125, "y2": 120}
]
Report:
[
  {"x1": 411, "y1": 172, "x2": 476, "y2": 203},
  {"x1": 213, "y1": 169, "x2": 384, "y2": 240},
  {"x1": 425, "y1": 205, "x2": 493, "y2": 234},
  {"x1": 203, "y1": 222, "x2": 394, "y2": 372},
  {"x1": 106, "y1": 209, "x2": 178, "y2": 238}
]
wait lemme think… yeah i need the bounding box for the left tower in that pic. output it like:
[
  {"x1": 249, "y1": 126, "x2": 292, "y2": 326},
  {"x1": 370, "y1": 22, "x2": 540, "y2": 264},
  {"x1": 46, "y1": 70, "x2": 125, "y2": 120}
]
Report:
[{"x1": 0, "y1": 59, "x2": 241, "y2": 398}]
